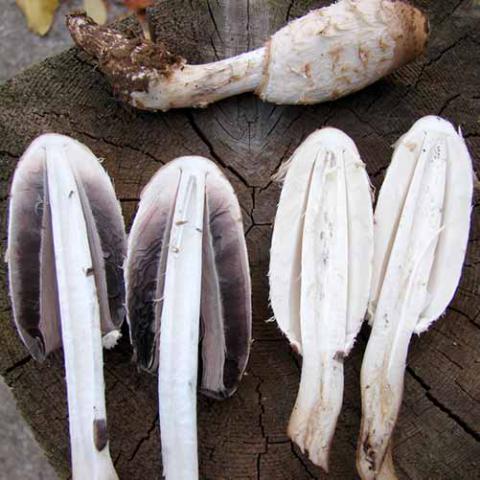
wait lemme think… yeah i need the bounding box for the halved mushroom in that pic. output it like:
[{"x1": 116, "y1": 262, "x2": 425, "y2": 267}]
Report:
[
  {"x1": 357, "y1": 116, "x2": 474, "y2": 480},
  {"x1": 125, "y1": 156, "x2": 251, "y2": 479},
  {"x1": 7, "y1": 133, "x2": 126, "y2": 480},
  {"x1": 269, "y1": 128, "x2": 374, "y2": 471},
  {"x1": 66, "y1": 0, "x2": 428, "y2": 112}
]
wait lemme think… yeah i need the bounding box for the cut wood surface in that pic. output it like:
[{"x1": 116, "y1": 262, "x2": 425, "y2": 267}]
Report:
[{"x1": 0, "y1": 1, "x2": 479, "y2": 479}]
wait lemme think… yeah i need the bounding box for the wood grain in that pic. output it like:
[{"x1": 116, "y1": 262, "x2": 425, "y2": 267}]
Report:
[{"x1": 0, "y1": 1, "x2": 479, "y2": 478}]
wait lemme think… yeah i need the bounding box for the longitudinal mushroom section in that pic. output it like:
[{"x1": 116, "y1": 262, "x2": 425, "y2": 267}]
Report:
[
  {"x1": 7, "y1": 134, "x2": 126, "y2": 480},
  {"x1": 125, "y1": 156, "x2": 251, "y2": 480},
  {"x1": 357, "y1": 116, "x2": 474, "y2": 480},
  {"x1": 269, "y1": 128, "x2": 374, "y2": 471},
  {"x1": 67, "y1": 0, "x2": 428, "y2": 111}
]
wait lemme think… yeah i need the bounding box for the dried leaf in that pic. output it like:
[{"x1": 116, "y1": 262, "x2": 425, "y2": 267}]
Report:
[
  {"x1": 16, "y1": 0, "x2": 59, "y2": 36},
  {"x1": 84, "y1": 0, "x2": 108, "y2": 25},
  {"x1": 124, "y1": 0, "x2": 153, "y2": 11}
]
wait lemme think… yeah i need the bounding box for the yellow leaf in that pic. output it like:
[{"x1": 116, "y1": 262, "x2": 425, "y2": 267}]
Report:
[
  {"x1": 84, "y1": 0, "x2": 108, "y2": 25},
  {"x1": 16, "y1": 0, "x2": 59, "y2": 36}
]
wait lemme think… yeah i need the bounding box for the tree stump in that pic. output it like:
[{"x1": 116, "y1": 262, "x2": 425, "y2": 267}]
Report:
[{"x1": 0, "y1": 1, "x2": 479, "y2": 479}]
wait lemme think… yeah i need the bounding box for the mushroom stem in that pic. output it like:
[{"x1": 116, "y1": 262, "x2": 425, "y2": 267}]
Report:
[
  {"x1": 270, "y1": 129, "x2": 374, "y2": 471},
  {"x1": 46, "y1": 145, "x2": 118, "y2": 480},
  {"x1": 158, "y1": 165, "x2": 206, "y2": 480},
  {"x1": 130, "y1": 48, "x2": 266, "y2": 111},
  {"x1": 358, "y1": 140, "x2": 446, "y2": 479},
  {"x1": 287, "y1": 149, "x2": 349, "y2": 471},
  {"x1": 376, "y1": 445, "x2": 397, "y2": 480}
]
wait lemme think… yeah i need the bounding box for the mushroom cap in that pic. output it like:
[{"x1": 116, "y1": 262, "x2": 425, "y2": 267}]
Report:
[
  {"x1": 258, "y1": 0, "x2": 428, "y2": 104},
  {"x1": 125, "y1": 156, "x2": 252, "y2": 399},
  {"x1": 7, "y1": 134, "x2": 126, "y2": 360}
]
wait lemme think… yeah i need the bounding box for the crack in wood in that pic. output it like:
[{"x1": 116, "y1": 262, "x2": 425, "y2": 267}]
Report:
[
  {"x1": 209, "y1": 35, "x2": 221, "y2": 61},
  {"x1": 250, "y1": 187, "x2": 257, "y2": 229},
  {"x1": 286, "y1": 0, "x2": 296, "y2": 22},
  {"x1": 258, "y1": 141, "x2": 293, "y2": 195},
  {"x1": 0, "y1": 150, "x2": 20, "y2": 160},
  {"x1": 447, "y1": 305, "x2": 480, "y2": 331},
  {"x1": 413, "y1": 34, "x2": 472, "y2": 89},
  {"x1": 454, "y1": 379, "x2": 480, "y2": 404},
  {"x1": 2, "y1": 355, "x2": 32, "y2": 375},
  {"x1": 249, "y1": 370, "x2": 268, "y2": 480},
  {"x1": 437, "y1": 349, "x2": 465, "y2": 370},
  {"x1": 247, "y1": 0, "x2": 251, "y2": 51},
  {"x1": 206, "y1": 0, "x2": 224, "y2": 44},
  {"x1": 127, "y1": 414, "x2": 159, "y2": 462},
  {"x1": 406, "y1": 366, "x2": 480, "y2": 442},
  {"x1": 437, "y1": 93, "x2": 461, "y2": 116},
  {"x1": 186, "y1": 112, "x2": 250, "y2": 187},
  {"x1": 75, "y1": 129, "x2": 164, "y2": 166},
  {"x1": 113, "y1": 451, "x2": 122, "y2": 467},
  {"x1": 267, "y1": 438, "x2": 291, "y2": 445},
  {"x1": 345, "y1": 105, "x2": 405, "y2": 140},
  {"x1": 438, "y1": 0, "x2": 468, "y2": 25},
  {"x1": 290, "y1": 443, "x2": 316, "y2": 479}
]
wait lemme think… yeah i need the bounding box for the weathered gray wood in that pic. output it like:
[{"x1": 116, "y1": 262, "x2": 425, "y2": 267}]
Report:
[{"x1": 0, "y1": 1, "x2": 479, "y2": 479}]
